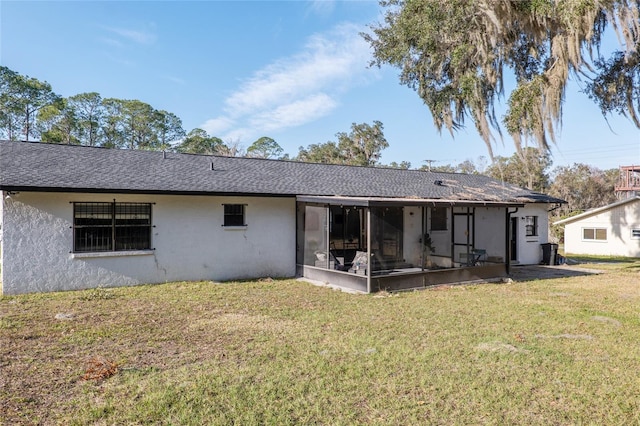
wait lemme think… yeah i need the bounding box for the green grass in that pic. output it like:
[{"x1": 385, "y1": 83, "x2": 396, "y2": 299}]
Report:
[{"x1": 1, "y1": 263, "x2": 640, "y2": 425}]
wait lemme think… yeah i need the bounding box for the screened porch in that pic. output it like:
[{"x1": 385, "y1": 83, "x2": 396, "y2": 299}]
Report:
[{"x1": 296, "y1": 196, "x2": 522, "y2": 293}]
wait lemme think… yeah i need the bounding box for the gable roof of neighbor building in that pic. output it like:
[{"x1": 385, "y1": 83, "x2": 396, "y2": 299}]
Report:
[
  {"x1": 0, "y1": 140, "x2": 564, "y2": 205},
  {"x1": 553, "y1": 196, "x2": 640, "y2": 225}
]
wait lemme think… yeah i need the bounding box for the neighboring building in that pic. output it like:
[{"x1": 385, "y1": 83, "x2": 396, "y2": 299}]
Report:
[
  {"x1": 0, "y1": 141, "x2": 564, "y2": 295},
  {"x1": 615, "y1": 165, "x2": 640, "y2": 199},
  {"x1": 554, "y1": 197, "x2": 640, "y2": 258}
]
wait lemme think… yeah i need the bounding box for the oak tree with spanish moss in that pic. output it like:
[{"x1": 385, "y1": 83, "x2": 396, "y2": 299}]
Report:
[{"x1": 365, "y1": 0, "x2": 640, "y2": 157}]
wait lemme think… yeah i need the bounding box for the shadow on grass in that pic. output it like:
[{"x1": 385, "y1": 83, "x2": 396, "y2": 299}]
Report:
[
  {"x1": 508, "y1": 265, "x2": 601, "y2": 283},
  {"x1": 565, "y1": 255, "x2": 640, "y2": 264}
]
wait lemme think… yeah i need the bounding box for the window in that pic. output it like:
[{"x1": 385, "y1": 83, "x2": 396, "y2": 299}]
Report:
[
  {"x1": 431, "y1": 207, "x2": 447, "y2": 231},
  {"x1": 73, "y1": 202, "x2": 152, "y2": 252},
  {"x1": 632, "y1": 229, "x2": 640, "y2": 239},
  {"x1": 223, "y1": 204, "x2": 246, "y2": 226},
  {"x1": 525, "y1": 216, "x2": 538, "y2": 237},
  {"x1": 583, "y1": 227, "x2": 607, "y2": 241}
]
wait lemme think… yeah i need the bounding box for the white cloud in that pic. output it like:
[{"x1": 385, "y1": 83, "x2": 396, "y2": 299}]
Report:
[
  {"x1": 201, "y1": 116, "x2": 235, "y2": 135},
  {"x1": 103, "y1": 26, "x2": 157, "y2": 45},
  {"x1": 306, "y1": 0, "x2": 336, "y2": 18},
  {"x1": 249, "y1": 93, "x2": 338, "y2": 131},
  {"x1": 99, "y1": 37, "x2": 123, "y2": 48},
  {"x1": 201, "y1": 22, "x2": 376, "y2": 140},
  {"x1": 163, "y1": 75, "x2": 186, "y2": 85}
]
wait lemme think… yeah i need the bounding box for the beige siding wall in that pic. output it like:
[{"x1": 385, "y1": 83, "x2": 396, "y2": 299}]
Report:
[{"x1": 564, "y1": 199, "x2": 640, "y2": 257}]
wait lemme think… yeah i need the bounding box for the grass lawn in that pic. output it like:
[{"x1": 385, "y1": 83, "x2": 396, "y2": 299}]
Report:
[{"x1": 1, "y1": 260, "x2": 640, "y2": 425}]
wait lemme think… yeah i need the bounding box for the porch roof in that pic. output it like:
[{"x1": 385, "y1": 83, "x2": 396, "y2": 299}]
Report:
[{"x1": 296, "y1": 195, "x2": 525, "y2": 208}]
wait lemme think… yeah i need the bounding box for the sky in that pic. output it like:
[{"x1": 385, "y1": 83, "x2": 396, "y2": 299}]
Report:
[{"x1": 1, "y1": 0, "x2": 639, "y2": 172}]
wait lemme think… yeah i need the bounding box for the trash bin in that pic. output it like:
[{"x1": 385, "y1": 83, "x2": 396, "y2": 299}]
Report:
[{"x1": 541, "y1": 243, "x2": 558, "y2": 265}]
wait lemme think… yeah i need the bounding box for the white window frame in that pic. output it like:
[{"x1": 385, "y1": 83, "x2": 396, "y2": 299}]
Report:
[
  {"x1": 222, "y1": 204, "x2": 247, "y2": 227},
  {"x1": 525, "y1": 216, "x2": 538, "y2": 237},
  {"x1": 582, "y1": 227, "x2": 607, "y2": 242}
]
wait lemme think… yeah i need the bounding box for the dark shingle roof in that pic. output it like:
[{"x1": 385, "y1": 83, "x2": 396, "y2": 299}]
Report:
[{"x1": 0, "y1": 141, "x2": 564, "y2": 204}]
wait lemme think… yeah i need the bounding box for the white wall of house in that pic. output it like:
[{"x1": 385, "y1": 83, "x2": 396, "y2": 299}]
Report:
[
  {"x1": 0, "y1": 191, "x2": 296, "y2": 295},
  {"x1": 563, "y1": 199, "x2": 640, "y2": 257},
  {"x1": 403, "y1": 206, "x2": 422, "y2": 266},
  {"x1": 511, "y1": 204, "x2": 550, "y2": 265}
]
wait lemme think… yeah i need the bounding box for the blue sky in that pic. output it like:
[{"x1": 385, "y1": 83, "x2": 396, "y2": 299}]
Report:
[{"x1": 1, "y1": 0, "x2": 638, "y2": 171}]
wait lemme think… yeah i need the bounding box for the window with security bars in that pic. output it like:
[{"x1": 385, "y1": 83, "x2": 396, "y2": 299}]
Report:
[
  {"x1": 223, "y1": 204, "x2": 246, "y2": 226},
  {"x1": 73, "y1": 202, "x2": 152, "y2": 252}
]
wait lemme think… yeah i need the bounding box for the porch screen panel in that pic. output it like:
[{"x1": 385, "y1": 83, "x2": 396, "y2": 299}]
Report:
[
  {"x1": 303, "y1": 205, "x2": 329, "y2": 268},
  {"x1": 370, "y1": 207, "x2": 403, "y2": 271}
]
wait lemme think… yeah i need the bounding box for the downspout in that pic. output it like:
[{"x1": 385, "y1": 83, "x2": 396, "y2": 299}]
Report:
[{"x1": 506, "y1": 207, "x2": 519, "y2": 274}]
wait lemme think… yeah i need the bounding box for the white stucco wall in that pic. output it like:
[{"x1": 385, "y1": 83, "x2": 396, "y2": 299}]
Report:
[
  {"x1": 1, "y1": 192, "x2": 296, "y2": 295},
  {"x1": 511, "y1": 204, "x2": 550, "y2": 265},
  {"x1": 474, "y1": 206, "x2": 508, "y2": 262},
  {"x1": 563, "y1": 199, "x2": 640, "y2": 257},
  {"x1": 403, "y1": 206, "x2": 422, "y2": 265}
]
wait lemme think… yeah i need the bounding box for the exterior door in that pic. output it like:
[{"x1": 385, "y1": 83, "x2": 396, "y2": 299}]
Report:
[{"x1": 510, "y1": 217, "x2": 518, "y2": 261}]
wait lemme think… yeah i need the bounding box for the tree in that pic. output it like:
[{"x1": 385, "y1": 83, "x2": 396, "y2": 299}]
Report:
[
  {"x1": 485, "y1": 148, "x2": 551, "y2": 191},
  {"x1": 336, "y1": 120, "x2": 388, "y2": 166},
  {"x1": 68, "y1": 92, "x2": 104, "y2": 146},
  {"x1": 100, "y1": 99, "x2": 179, "y2": 150},
  {"x1": 246, "y1": 136, "x2": 284, "y2": 159},
  {"x1": 0, "y1": 66, "x2": 61, "y2": 141},
  {"x1": 217, "y1": 138, "x2": 245, "y2": 157},
  {"x1": 0, "y1": 67, "x2": 21, "y2": 140},
  {"x1": 419, "y1": 157, "x2": 487, "y2": 174},
  {"x1": 548, "y1": 163, "x2": 618, "y2": 243},
  {"x1": 297, "y1": 121, "x2": 389, "y2": 166},
  {"x1": 586, "y1": 50, "x2": 640, "y2": 127},
  {"x1": 296, "y1": 141, "x2": 343, "y2": 164},
  {"x1": 175, "y1": 128, "x2": 224, "y2": 154},
  {"x1": 365, "y1": 1, "x2": 640, "y2": 156},
  {"x1": 153, "y1": 110, "x2": 185, "y2": 151},
  {"x1": 101, "y1": 98, "x2": 125, "y2": 148},
  {"x1": 548, "y1": 164, "x2": 618, "y2": 216},
  {"x1": 387, "y1": 160, "x2": 412, "y2": 169},
  {"x1": 120, "y1": 99, "x2": 158, "y2": 150},
  {"x1": 36, "y1": 98, "x2": 79, "y2": 144}
]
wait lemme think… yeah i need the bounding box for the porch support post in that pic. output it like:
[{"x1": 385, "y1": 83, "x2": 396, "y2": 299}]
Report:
[
  {"x1": 366, "y1": 208, "x2": 372, "y2": 293},
  {"x1": 326, "y1": 205, "x2": 331, "y2": 269},
  {"x1": 421, "y1": 205, "x2": 426, "y2": 271}
]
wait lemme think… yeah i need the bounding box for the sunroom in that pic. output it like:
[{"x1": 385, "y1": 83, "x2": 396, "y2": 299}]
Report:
[{"x1": 296, "y1": 196, "x2": 522, "y2": 293}]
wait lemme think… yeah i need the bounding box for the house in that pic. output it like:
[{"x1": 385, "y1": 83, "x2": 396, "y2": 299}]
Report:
[
  {"x1": 0, "y1": 140, "x2": 564, "y2": 295},
  {"x1": 554, "y1": 197, "x2": 640, "y2": 258}
]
